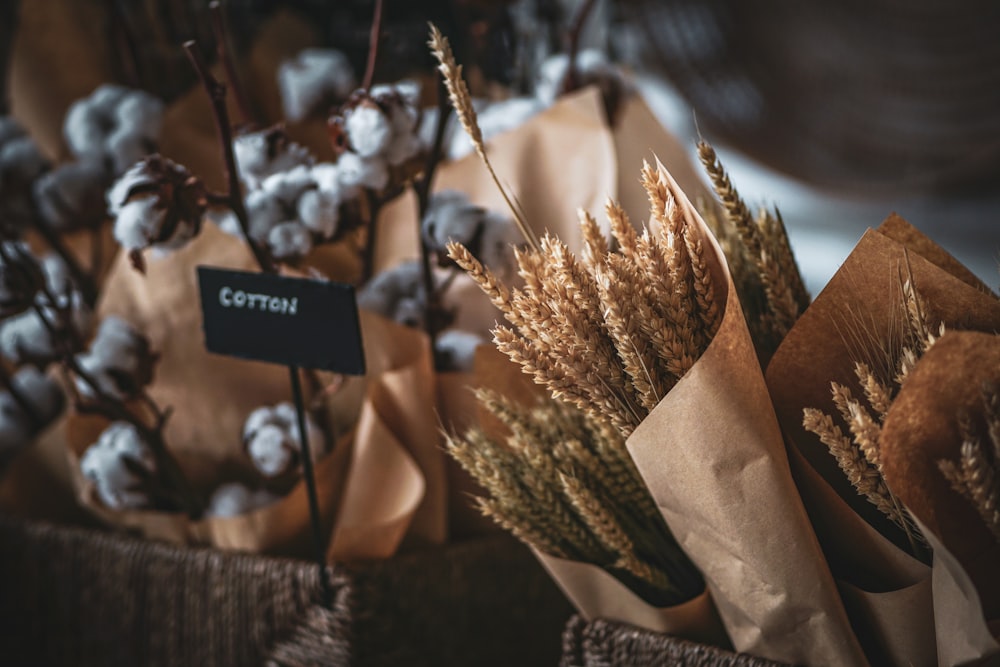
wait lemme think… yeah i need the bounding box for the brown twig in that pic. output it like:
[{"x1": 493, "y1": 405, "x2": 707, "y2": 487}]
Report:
[
  {"x1": 107, "y1": 0, "x2": 142, "y2": 88},
  {"x1": 563, "y1": 0, "x2": 598, "y2": 93},
  {"x1": 29, "y1": 215, "x2": 100, "y2": 309},
  {"x1": 183, "y1": 40, "x2": 275, "y2": 273},
  {"x1": 412, "y1": 78, "x2": 454, "y2": 357},
  {"x1": 208, "y1": 1, "x2": 255, "y2": 127},
  {"x1": 361, "y1": 0, "x2": 385, "y2": 92}
]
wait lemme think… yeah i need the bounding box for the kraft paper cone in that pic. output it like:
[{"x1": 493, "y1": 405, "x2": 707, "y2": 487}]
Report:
[
  {"x1": 915, "y1": 517, "x2": 1000, "y2": 666},
  {"x1": 625, "y1": 164, "x2": 868, "y2": 666},
  {"x1": 765, "y1": 215, "x2": 1000, "y2": 666},
  {"x1": 327, "y1": 311, "x2": 449, "y2": 560},
  {"x1": 374, "y1": 86, "x2": 615, "y2": 271},
  {"x1": 63, "y1": 411, "x2": 354, "y2": 557},
  {"x1": 326, "y1": 396, "x2": 426, "y2": 561},
  {"x1": 374, "y1": 88, "x2": 709, "y2": 273},
  {"x1": 9, "y1": 0, "x2": 114, "y2": 160},
  {"x1": 534, "y1": 550, "x2": 729, "y2": 648},
  {"x1": 837, "y1": 578, "x2": 935, "y2": 667}
]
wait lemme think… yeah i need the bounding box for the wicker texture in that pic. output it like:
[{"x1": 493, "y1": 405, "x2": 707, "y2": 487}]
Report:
[
  {"x1": 560, "y1": 615, "x2": 794, "y2": 667},
  {"x1": 0, "y1": 517, "x2": 572, "y2": 666}
]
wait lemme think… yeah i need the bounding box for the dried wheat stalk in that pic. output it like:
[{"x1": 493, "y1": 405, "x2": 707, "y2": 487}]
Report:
[
  {"x1": 697, "y1": 142, "x2": 809, "y2": 360},
  {"x1": 802, "y1": 278, "x2": 939, "y2": 556},
  {"x1": 428, "y1": 23, "x2": 538, "y2": 250},
  {"x1": 446, "y1": 391, "x2": 703, "y2": 603},
  {"x1": 939, "y1": 381, "x2": 1000, "y2": 542},
  {"x1": 449, "y1": 161, "x2": 721, "y2": 436}
]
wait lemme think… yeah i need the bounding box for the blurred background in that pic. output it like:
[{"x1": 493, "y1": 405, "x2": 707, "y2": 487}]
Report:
[{"x1": 3, "y1": 0, "x2": 998, "y2": 294}]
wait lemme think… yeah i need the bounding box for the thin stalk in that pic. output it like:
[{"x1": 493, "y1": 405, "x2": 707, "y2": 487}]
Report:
[
  {"x1": 183, "y1": 40, "x2": 275, "y2": 273},
  {"x1": 412, "y1": 78, "x2": 453, "y2": 355},
  {"x1": 30, "y1": 215, "x2": 100, "y2": 308},
  {"x1": 563, "y1": 0, "x2": 598, "y2": 92},
  {"x1": 361, "y1": 0, "x2": 385, "y2": 92},
  {"x1": 209, "y1": 1, "x2": 255, "y2": 127}
]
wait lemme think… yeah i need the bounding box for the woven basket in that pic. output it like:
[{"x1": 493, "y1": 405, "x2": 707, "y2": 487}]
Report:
[
  {"x1": 560, "y1": 615, "x2": 794, "y2": 667},
  {"x1": 0, "y1": 516, "x2": 573, "y2": 666}
]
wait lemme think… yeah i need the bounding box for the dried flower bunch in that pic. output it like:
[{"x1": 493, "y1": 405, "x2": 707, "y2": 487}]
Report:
[
  {"x1": 697, "y1": 142, "x2": 809, "y2": 361},
  {"x1": 939, "y1": 380, "x2": 1000, "y2": 543},
  {"x1": 446, "y1": 390, "x2": 702, "y2": 604},
  {"x1": 802, "y1": 275, "x2": 942, "y2": 556},
  {"x1": 450, "y1": 160, "x2": 721, "y2": 437}
]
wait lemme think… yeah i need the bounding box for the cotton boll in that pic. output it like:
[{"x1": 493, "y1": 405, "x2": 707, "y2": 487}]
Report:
[
  {"x1": 0, "y1": 310, "x2": 56, "y2": 365},
  {"x1": 107, "y1": 156, "x2": 206, "y2": 259},
  {"x1": 476, "y1": 211, "x2": 522, "y2": 280},
  {"x1": 0, "y1": 242, "x2": 43, "y2": 318},
  {"x1": 243, "y1": 189, "x2": 285, "y2": 242},
  {"x1": 383, "y1": 131, "x2": 422, "y2": 167},
  {"x1": 297, "y1": 189, "x2": 339, "y2": 238},
  {"x1": 336, "y1": 151, "x2": 388, "y2": 191},
  {"x1": 33, "y1": 160, "x2": 109, "y2": 231},
  {"x1": 435, "y1": 329, "x2": 484, "y2": 371},
  {"x1": 421, "y1": 190, "x2": 486, "y2": 251},
  {"x1": 107, "y1": 126, "x2": 151, "y2": 177},
  {"x1": 260, "y1": 164, "x2": 316, "y2": 203},
  {"x1": 87, "y1": 83, "x2": 130, "y2": 112},
  {"x1": 63, "y1": 98, "x2": 105, "y2": 158},
  {"x1": 114, "y1": 91, "x2": 164, "y2": 141},
  {"x1": 267, "y1": 221, "x2": 313, "y2": 262},
  {"x1": 74, "y1": 316, "x2": 155, "y2": 401},
  {"x1": 112, "y1": 197, "x2": 166, "y2": 251},
  {"x1": 393, "y1": 296, "x2": 425, "y2": 329},
  {"x1": 246, "y1": 424, "x2": 295, "y2": 478},
  {"x1": 372, "y1": 79, "x2": 421, "y2": 107},
  {"x1": 278, "y1": 49, "x2": 355, "y2": 122},
  {"x1": 357, "y1": 260, "x2": 422, "y2": 317},
  {"x1": 243, "y1": 402, "x2": 327, "y2": 478},
  {"x1": 0, "y1": 136, "x2": 48, "y2": 185},
  {"x1": 206, "y1": 482, "x2": 280, "y2": 517},
  {"x1": 344, "y1": 105, "x2": 393, "y2": 158},
  {"x1": 234, "y1": 127, "x2": 314, "y2": 189},
  {"x1": 10, "y1": 366, "x2": 64, "y2": 424},
  {"x1": 79, "y1": 421, "x2": 156, "y2": 511}
]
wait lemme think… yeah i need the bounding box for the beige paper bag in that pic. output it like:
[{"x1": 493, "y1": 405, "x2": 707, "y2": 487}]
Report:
[{"x1": 625, "y1": 165, "x2": 868, "y2": 666}]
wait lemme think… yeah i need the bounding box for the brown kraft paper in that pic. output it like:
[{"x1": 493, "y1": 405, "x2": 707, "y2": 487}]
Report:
[
  {"x1": 327, "y1": 316, "x2": 448, "y2": 560},
  {"x1": 916, "y1": 517, "x2": 1000, "y2": 666},
  {"x1": 534, "y1": 549, "x2": 729, "y2": 648},
  {"x1": 765, "y1": 215, "x2": 1000, "y2": 666},
  {"x1": 624, "y1": 162, "x2": 867, "y2": 666},
  {"x1": 374, "y1": 87, "x2": 710, "y2": 272}
]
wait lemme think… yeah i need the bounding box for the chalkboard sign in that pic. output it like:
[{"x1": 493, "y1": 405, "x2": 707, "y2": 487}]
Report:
[{"x1": 197, "y1": 266, "x2": 365, "y2": 375}]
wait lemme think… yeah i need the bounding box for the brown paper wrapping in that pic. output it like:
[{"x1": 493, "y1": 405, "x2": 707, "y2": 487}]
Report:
[
  {"x1": 374, "y1": 87, "x2": 707, "y2": 272},
  {"x1": 327, "y1": 318, "x2": 448, "y2": 560},
  {"x1": 915, "y1": 517, "x2": 1000, "y2": 666},
  {"x1": 67, "y1": 221, "x2": 447, "y2": 559},
  {"x1": 625, "y1": 166, "x2": 867, "y2": 666},
  {"x1": 765, "y1": 216, "x2": 1000, "y2": 666},
  {"x1": 534, "y1": 550, "x2": 728, "y2": 648}
]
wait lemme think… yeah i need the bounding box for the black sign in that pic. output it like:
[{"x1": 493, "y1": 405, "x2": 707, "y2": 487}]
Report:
[{"x1": 197, "y1": 266, "x2": 365, "y2": 375}]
